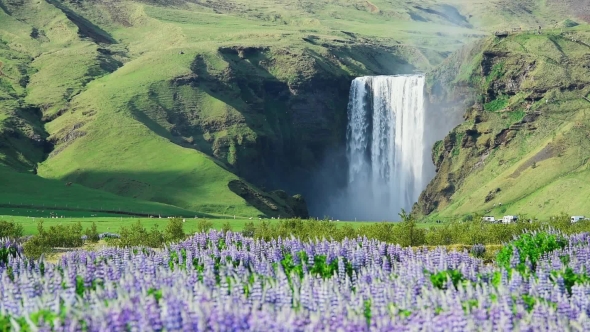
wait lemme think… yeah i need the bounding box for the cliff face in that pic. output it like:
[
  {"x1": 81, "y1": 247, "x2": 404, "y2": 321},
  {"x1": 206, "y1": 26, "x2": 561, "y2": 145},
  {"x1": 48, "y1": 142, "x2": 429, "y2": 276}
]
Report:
[
  {"x1": 416, "y1": 28, "x2": 590, "y2": 219},
  {"x1": 134, "y1": 43, "x2": 421, "y2": 190}
]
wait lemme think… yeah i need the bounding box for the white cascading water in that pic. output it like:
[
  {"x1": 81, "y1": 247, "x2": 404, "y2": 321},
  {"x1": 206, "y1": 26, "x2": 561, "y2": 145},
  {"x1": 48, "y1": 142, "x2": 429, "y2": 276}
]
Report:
[{"x1": 344, "y1": 75, "x2": 428, "y2": 220}]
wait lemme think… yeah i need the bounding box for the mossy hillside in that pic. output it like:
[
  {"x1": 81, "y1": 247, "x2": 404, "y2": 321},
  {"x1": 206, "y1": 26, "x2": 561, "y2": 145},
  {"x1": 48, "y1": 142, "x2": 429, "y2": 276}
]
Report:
[{"x1": 417, "y1": 26, "x2": 590, "y2": 219}]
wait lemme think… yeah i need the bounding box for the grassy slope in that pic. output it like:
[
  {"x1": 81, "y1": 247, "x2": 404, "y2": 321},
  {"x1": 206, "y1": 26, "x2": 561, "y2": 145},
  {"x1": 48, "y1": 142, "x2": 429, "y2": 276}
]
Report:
[
  {"x1": 422, "y1": 25, "x2": 590, "y2": 220},
  {"x1": 0, "y1": 0, "x2": 582, "y2": 218},
  {"x1": 0, "y1": 165, "x2": 198, "y2": 216}
]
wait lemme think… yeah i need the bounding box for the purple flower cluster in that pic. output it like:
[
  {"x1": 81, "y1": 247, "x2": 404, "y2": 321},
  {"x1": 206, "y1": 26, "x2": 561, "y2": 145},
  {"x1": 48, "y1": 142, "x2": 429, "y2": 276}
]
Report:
[{"x1": 1, "y1": 231, "x2": 590, "y2": 331}]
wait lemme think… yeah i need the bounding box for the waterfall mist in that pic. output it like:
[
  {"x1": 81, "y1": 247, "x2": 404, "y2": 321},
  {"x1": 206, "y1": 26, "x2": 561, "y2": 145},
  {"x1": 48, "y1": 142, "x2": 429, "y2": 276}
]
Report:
[{"x1": 324, "y1": 75, "x2": 433, "y2": 221}]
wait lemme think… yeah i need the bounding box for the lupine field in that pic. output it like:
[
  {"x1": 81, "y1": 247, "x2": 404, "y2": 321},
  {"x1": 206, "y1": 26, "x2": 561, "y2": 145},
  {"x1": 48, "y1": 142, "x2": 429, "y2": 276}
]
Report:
[{"x1": 2, "y1": 231, "x2": 590, "y2": 331}]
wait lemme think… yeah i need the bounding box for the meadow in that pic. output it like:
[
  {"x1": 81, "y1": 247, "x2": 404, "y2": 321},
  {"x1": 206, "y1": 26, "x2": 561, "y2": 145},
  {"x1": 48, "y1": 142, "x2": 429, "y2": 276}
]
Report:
[{"x1": 2, "y1": 229, "x2": 590, "y2": 330}]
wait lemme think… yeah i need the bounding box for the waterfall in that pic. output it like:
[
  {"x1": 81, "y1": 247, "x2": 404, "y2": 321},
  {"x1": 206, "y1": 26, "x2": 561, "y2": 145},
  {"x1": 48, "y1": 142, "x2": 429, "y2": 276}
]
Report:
[{"x1": 344, "y1": 75, "x2": 428, "y2": 220}]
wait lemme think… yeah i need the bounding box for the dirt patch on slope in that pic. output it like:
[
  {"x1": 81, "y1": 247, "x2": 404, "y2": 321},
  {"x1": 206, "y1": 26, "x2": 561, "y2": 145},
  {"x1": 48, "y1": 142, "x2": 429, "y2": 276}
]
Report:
[
  {"x1": 509, "y1": 143, "x2": 555, "y2": 178},
  {"x1": 364, "y1": 1, "x2": 379, "y2": 13}
]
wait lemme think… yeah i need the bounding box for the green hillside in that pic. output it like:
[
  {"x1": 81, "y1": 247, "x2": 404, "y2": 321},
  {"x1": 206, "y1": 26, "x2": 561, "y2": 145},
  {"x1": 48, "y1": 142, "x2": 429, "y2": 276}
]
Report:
[
  {"x1": 0, "y1": 164, "x2": 199, "y2": 217},
  {"x1": 416, "y1": 24, "x2": 590, "y2": 219},
  {"x1": 0, "y1": 0, "x2": 587, "y2": 218}
]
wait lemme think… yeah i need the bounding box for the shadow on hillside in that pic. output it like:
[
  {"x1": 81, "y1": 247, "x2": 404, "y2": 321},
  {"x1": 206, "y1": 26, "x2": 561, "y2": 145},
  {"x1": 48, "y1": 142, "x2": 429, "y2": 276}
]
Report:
[
  {"x1": 38, "y1": 169, "x2": 307, "y2": 218},
  {"x1": 45, "y1": 0, "x2": 117, "y2": 44},
  {"x1": 0, "y1": 1, "x2": 11, "y2": 15},
  {"x1": 0, "y1": 167, "x2": 218, "y2": 218}
]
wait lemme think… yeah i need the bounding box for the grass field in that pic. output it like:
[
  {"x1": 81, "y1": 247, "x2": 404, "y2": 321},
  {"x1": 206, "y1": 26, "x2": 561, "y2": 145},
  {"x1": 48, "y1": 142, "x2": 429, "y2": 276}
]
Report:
[
  {"x1": 0, "y1": 213, "x2": 447, "y2": 236},
  {"x1": 3, "y1": 215, "x2": 370, "y2": 236}
]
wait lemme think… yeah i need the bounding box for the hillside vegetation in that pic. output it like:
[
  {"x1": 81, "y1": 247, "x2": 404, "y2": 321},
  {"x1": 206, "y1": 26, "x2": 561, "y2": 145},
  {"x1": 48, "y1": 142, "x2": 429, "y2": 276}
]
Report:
[
  {"x1": 417, "y1": 25, "x2": 590, "y2": 220},
  {"x1": 0, "y1": 0, "x2": 585, "y2": 217}
]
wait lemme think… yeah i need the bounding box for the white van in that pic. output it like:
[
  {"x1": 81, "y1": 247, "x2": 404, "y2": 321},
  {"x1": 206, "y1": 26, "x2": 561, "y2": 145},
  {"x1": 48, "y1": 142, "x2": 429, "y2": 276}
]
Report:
[
  {"x1": 502, "y1": 215, "x2": 518, "y2": 224},
  {"x1": 571, "y1": 216, "x2": 585, "y2": 223},
  {"x1": 482, "y1": 216, "x2": 496, "y2": 222}
]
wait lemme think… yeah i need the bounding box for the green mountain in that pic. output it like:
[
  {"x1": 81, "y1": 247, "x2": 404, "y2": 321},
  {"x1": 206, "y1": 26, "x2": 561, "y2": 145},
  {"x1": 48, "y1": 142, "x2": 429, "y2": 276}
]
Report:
[
  {"x1": 0, "y1": 0, "x2": 587, "y2": 218},
  {"x1": 416, "y1": 25, "x2": 590, "y2": 220}
]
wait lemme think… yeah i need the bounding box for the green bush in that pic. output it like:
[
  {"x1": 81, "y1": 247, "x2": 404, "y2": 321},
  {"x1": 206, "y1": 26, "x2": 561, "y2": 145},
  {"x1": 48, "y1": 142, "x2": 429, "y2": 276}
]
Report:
[
  {"x1": 119, "y1": 220, "x2": 151, "y2": 247},
  {"x1": 118, "y1": 218, "x2": 188, "y2": 248},
  {"x1": 146, "y1": 224, "x2": 165, "y2": 248},
  {"x1": 242, "y1": 221, "x2": 256, "y2": 237},
  {"x1": 23, "y1": 236, "x2": 50, "y2": 259},
  {"x1": 165, "y1": 218, "x2": 185, "y2": 242},
  {"x1": 221, "y1": 221, "x2": 233, "y2": 233},
  {"x1": 235, "y1": 213, "x2": 590, "y2": 249},
  {"x1": 496, "y1": 232, "x2": 567, "y2": 272},
  {"x1": 23, "y1": 220, "x2": 85, "y2": 258},
  {"x1": 43, "y1": 221, "x2": 84, "y2": 248},
  {"x1": 0, "y1": 220, "x2": 23, "y2": 238},
  {"x1": 85, "y1": 222, "x2": 100, "y2": 243},
  {"x1": 196, "y1": 219, "x2": 213, "y2": 233},
  {"x1": 429, "y1": 269, "x2": 465, "y2": 290}
]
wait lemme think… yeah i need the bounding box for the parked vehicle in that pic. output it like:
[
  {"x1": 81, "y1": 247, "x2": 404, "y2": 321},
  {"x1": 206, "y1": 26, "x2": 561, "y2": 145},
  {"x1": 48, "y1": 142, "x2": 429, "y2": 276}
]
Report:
[
  {"x1": 482, "y1": 216, "x2": 496, "y2": 222},
  {"x1": 502, "y1": 215, "x2": 518, "y2": 224},
  {"x1": 571, "y1": 216, "x2": 586, "y2": 223}
]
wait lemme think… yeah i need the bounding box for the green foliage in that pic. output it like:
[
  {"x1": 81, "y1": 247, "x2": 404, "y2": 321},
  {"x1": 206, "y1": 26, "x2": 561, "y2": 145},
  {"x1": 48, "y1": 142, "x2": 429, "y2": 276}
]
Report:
[
  {"x1": 165, "y1": 218, "x2": 185, "y2": 242},
  {"x1": 451, "y1": 132, "x2": 465, "y2": 157},
  {"x1": 280, "y1": 252, "x2": 305, "y2": 282},
  {"x1": 0, "y1": 220, "x2": 23, "y2": 238},
  {"x1": 23, "y1": 235, "x2": 50, "y2": 259},
  {"x1": 309, "y1": 255, "x2": 339, "y2": 279},
  {"x1": 484, "y1": 96, "x2": 509, "y2": 112},
  {"x1": 196, "y1": 219, "x2": 214, "y2": 233},
  {"x1": 491, "y1": 271, "x2": 502, "y2": 287},
  {"x1": 119, "y1": 220, "x2": 150, "y2": 247},
  {"x1": 508, "y1": 109, "x2": 525, "y2": 123},
  {"x1": 84, "y1": 222, "x2": 99, "y2": 243},
  {"x1": 462, "y1": 214, "x2": 474, "y2": 222},
  {"x1": 75, "y1": 275, "x2": 85, "y2": 297},
  {"x1": 429, "y1": 269, "x2": 465, "y2": 290},
  {"x1": 231, "y1": 217, "x2": 590, "y2": 249},
  {"x1": 485, "y1": 62, "x2": 505, "y2": 85},
  {"x1": 433, "y1": 140, "x2": 444, "y2": 160},
  {"x1": 496, "y1": 232, "x2": 567, "y2": 272},
  {"x1": 221, "y1": 221, "x2": 233, "y2": 233},
  {"x1": 147, "y1": 288, "x2": 163, "y2": 302},
  {"x1": 0, "y1": 245, "x2": 18, "y2": 265},
  {"x1": 552, "y1": 267, "x2": 590, "y2": 296},
  {"x1": 146, "y1": 224, "x2": 165, "y2": 248},
  {"x1": 119, "y1": 218, "x2": 189, "y2": 247},
  {"x1": 363, "y1": 299, "x2": 372, "y2": 328},
  {"x1": 0, "y1": 309, "x2": 63, "y2": 331},
  {"x1": 23, "y1": 220, "x2": 84, "y2": 258},
  {"x1": 242, "y1": 221, "x2": 256, "y2": 237},
  {"x1": 119, "y1": 220, "x2": 166, "y2": 247},
  {"x1": 522, "y1": 295, "x2": 536, "y2": 312},
  {"x1": 462, "y1": 299, "x2": 479, "y2": 312}
]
